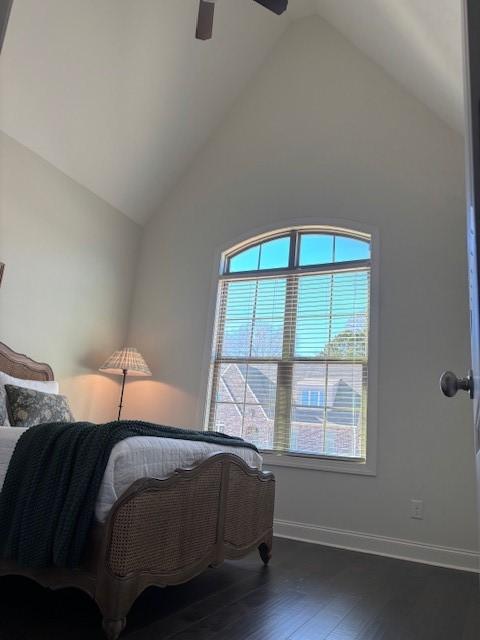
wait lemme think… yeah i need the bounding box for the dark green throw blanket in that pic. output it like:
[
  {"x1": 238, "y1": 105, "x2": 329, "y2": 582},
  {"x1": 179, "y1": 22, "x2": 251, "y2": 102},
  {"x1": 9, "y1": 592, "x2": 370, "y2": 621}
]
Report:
[{"x1": 0, "y1": 421, "x2": 257, "y2": 569}]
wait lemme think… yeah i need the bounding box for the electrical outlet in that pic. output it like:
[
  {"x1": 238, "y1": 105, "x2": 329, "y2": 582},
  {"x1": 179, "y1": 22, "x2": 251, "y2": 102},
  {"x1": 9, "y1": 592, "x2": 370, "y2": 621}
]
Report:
[{"x1": 410, "y1": 499, "x2": 424, "y2": 520}]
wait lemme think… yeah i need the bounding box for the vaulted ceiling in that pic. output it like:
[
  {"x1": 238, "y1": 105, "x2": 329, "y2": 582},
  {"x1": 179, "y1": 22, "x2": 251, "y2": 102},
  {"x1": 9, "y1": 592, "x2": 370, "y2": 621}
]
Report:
[{"x1": 0, "y1": 0, "x2": 463, "y2": 224}]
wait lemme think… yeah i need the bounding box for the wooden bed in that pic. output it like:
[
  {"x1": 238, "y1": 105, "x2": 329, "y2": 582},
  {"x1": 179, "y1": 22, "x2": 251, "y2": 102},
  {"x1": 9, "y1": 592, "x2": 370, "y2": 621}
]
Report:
[{"x1": 0, "y1": 342, "x2": 275, "y2": 639}]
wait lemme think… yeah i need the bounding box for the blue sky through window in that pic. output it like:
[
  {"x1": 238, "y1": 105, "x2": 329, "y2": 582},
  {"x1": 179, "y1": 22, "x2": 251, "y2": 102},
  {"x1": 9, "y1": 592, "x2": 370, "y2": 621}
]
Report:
[
  {"x1": 299, "y1": 234, "x2": 334, "y2": 266},
  {"x1": 229, "y1": 233, "x2": 369, "y2": 274},
  {"x1": 229, "y1": 245, "x2": 260, "y2": 272},
  {"x1": 229, "y1": 236, "x2": 290, "y2": 272},
  {"x1": 334, "y1": 236, "x2": 370, "y2": 262},
  {"x1": 259, "y1": 237, "x2": 290, "y2": 269}
]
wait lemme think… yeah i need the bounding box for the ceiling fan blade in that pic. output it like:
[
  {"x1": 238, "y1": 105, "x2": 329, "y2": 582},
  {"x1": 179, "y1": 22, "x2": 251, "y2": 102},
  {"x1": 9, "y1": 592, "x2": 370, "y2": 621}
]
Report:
[
  {"x1": 0, "y1": 0, "x2": 14, "y2": 54},
  {"x1": 253, "y1": 0, "x2": 288, "y2": 15},
  {"x1": 196, "y1": 0, "x2": 215, "y2": 40}
]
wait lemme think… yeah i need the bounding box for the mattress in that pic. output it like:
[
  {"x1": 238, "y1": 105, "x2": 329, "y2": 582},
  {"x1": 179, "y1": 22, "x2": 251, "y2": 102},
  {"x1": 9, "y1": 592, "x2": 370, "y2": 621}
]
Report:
[{"x1": 0, "y1": 426, "x2": 262, "y2": 522}]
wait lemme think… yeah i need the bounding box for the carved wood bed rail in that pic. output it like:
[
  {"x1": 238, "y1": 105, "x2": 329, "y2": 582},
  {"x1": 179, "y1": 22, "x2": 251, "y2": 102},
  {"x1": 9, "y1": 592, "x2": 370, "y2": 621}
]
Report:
[{"x1": 0, "y1": 342, "x2": 275, "y2": 639}]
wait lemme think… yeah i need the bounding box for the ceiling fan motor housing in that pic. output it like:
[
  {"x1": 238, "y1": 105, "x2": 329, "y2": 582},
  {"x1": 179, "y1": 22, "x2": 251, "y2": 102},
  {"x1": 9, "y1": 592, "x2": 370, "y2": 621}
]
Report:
[{"x1": 196, "y1": 0, "x2": 288, "y2": 40}]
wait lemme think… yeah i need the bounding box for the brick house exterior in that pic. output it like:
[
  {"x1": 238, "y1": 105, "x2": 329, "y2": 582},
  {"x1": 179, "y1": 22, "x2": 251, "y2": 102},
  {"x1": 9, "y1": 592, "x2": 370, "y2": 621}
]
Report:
[{"x1": 213, "y1": 362, "x2": 363, "y2": 458}]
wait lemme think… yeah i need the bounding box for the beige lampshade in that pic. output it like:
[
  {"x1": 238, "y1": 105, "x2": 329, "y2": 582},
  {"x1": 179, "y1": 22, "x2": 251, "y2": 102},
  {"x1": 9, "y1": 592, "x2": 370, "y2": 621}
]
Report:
[{"x1": 99, "y1": 347, "x2": 152, "y2": 377}]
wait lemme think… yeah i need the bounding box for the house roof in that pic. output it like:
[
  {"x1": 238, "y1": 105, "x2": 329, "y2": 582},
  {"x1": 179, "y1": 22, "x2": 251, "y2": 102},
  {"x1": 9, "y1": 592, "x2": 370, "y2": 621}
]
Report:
[
  {"x1": 0, "y1": 0, "x2": 462, "y2": 224},
  {"x1": 234, "y1": 363, "x2": 361, "y2": 425}
]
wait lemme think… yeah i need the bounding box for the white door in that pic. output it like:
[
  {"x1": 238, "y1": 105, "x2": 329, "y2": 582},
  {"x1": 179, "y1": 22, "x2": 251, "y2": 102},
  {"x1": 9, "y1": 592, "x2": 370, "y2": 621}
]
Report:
[{"x1": 441, "y1": 0, "x2": 480, "y2": 572}]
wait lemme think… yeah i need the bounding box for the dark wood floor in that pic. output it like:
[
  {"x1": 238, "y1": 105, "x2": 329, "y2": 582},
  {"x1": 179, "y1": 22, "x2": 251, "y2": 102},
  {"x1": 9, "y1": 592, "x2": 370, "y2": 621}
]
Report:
[{"x1": 0, "y1": 538, "x2": 478, "y2": 639}]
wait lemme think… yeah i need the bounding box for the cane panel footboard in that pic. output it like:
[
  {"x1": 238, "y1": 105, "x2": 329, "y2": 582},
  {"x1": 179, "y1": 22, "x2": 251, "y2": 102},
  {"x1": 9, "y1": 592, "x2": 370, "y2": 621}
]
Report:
[
  {"x1": 107, "y1": 458, "x2": 223, "y2": 577},
  {"x1": 95, "y1": 453, "x2": 274, "y2": 639},
  {"x1": 224, "y1": 458, "x2": 275, "y2": 554},
  {"x1": 102, "y1": 453, "x2": 274, "y2": 582}
]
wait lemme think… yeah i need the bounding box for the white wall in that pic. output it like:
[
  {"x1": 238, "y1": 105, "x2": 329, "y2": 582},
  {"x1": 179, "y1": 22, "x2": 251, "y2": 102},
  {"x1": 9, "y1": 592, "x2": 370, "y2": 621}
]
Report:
[
  {"x1": 128, "y1": 18, "x2": 478, "y2": 556},
  {"x1": 0, "y1": 132, "x2": 141, "y2": 422}
]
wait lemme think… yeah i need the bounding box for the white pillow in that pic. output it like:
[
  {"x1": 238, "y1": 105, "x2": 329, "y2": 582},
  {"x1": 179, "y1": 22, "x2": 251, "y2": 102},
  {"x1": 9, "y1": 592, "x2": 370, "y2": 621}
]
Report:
[{"x1": 0, "y1": 372, "x2": 59, "y2": 426}]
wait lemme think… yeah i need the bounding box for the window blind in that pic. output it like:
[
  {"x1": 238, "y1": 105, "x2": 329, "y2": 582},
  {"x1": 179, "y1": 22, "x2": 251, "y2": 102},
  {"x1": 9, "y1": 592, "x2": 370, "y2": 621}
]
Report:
[{"x1": 205, "y1": 231, "x2": 371, "y2": 461}]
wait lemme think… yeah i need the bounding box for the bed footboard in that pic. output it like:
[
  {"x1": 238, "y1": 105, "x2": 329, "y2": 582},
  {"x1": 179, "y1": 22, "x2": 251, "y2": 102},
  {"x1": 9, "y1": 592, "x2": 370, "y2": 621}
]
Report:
[
  {"x1": 0, "y1": 344, "x2": 275, "y2": 638},
  {"x1": 95, "y1": 453, "x2": 275, "y2": 639},
  {"x1": 0, "y1": 453, "x2": 274, "y2": 640}
]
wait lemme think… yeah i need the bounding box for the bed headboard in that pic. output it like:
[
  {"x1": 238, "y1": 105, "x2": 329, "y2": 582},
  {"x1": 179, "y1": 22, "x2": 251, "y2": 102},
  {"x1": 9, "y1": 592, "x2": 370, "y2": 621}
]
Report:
[{"x1": 0, "y1": 341, "x2": 54, "y2": 381}]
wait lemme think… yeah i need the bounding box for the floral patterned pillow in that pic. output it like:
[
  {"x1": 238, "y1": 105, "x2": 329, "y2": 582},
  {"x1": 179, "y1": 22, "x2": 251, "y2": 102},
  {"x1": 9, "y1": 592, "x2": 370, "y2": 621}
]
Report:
[{"x1": 5, "y1": 385, "x2": 74, "y2": 428}]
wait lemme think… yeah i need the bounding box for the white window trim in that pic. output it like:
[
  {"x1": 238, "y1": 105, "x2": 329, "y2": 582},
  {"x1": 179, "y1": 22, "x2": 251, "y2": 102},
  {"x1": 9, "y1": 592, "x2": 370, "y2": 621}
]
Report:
[{"x1": 198, "y1": 217, "x2": 380, "y2": 477}]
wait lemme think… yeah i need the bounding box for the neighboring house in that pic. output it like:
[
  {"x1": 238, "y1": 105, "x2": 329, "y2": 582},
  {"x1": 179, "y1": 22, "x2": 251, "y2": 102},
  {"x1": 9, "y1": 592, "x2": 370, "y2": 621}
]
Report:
[{"x1": 215, "y1": 363, "x2": 362, "y2": 457}]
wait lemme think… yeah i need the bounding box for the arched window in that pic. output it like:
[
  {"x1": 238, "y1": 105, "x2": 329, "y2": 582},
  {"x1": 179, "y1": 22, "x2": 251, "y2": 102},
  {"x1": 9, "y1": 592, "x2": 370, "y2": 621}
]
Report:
[{"x1": 205, "y1": 227, "x2": 372, "y2": 463}]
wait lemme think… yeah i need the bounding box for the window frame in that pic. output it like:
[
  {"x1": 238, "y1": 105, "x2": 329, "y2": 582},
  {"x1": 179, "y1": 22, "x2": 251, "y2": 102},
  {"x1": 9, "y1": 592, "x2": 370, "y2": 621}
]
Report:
[
  {"x1": 200, "y1": 222, "x2": 379, "y2": 476},
  {"x1": 225, "y1": 228, "x2": 371, "y2": 275}
]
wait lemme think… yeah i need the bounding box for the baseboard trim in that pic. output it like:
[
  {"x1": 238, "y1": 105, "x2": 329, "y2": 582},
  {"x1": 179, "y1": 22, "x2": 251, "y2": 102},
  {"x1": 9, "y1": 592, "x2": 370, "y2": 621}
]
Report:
[{"x1": 274, "y1": 519, "x2": 480, "y2": 573}]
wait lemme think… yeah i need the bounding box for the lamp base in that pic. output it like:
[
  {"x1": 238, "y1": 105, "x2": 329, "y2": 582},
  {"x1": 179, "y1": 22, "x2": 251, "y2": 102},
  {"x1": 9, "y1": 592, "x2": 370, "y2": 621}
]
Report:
[{"x1": 117, "y1": 369, "x2": 127, "y2": 421}]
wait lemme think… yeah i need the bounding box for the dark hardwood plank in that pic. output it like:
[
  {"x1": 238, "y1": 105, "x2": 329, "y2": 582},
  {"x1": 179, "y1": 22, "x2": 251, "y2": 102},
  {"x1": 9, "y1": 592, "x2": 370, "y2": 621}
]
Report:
[
  {"x1": 461, "y1": 585, "x2": 480, "y2": 640},
  {"x1": 0, "y1": 539, "x2": 477, "y2": 640}
]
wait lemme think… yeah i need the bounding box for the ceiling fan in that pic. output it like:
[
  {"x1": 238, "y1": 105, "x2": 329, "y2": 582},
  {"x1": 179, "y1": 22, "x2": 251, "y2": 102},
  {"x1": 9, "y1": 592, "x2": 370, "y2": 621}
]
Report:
[
  {"x1": 196, "y1": 0, "x2": 288, "y2": 40},
  {"x1": 0, "y1": 0, "x2": 14, "y2": 53}
]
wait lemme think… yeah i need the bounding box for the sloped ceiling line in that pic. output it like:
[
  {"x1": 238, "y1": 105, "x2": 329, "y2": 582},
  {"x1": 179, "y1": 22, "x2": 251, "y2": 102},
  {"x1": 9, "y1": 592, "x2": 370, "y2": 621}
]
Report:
[{"x1": 0, "y1": 0, "x2": 463, "y2": 225}]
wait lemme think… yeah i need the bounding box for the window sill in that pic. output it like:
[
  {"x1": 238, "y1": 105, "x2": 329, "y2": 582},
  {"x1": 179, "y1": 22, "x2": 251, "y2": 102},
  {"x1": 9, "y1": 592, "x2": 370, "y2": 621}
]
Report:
[{"x1": 261, "y1": 452, "x2": 376, "y2": 476}]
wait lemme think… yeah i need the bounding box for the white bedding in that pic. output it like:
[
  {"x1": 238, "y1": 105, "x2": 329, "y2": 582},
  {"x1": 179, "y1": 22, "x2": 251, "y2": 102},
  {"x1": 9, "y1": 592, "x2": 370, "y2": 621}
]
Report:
[{"x1": 0, "y1": 426, "x2": 262, "y2": 522}]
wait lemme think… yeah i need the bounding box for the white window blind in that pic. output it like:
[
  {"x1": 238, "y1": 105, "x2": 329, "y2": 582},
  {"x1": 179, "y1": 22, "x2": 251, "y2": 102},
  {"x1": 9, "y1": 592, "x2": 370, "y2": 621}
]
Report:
[{"x1": 205, "y1": 229, "x2": 371, "y2": 461}]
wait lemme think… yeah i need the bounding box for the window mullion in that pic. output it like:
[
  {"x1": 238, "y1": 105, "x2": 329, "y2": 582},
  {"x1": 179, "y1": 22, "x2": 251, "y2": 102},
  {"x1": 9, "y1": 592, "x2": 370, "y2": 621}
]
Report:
[
  {"x1": 213, "y1": 280, "x2": 227, "y2": 359},
  {"x1": 207, "y1": 360, "x2": 220, "y2": 430},
  {"x1": 241, "y1": 280, "x2": 260, "y2": 436},
  {"x1": 323, "y1": 273, "x2": 335, "y2": 446},
  {"x1": 288, "y1": 230, "x2": 297, "y2": 268},
  {"x1": 207, "y1": 280, "x2": 228, "y2": 431},
  {"x1": 273, "y1": 274, "x2": 298, "y2": 451}
]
